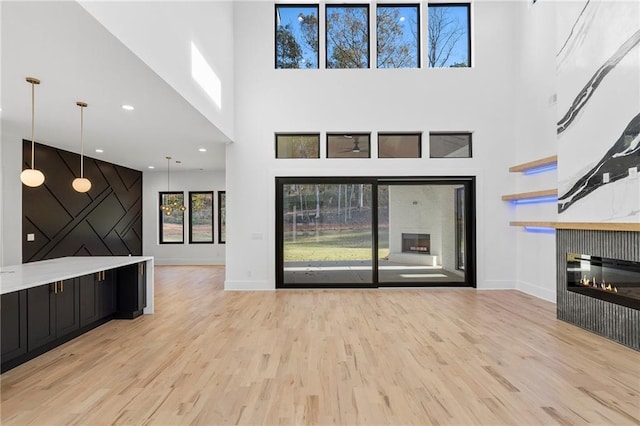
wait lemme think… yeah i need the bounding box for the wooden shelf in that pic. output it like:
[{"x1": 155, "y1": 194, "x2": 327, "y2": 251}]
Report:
[
  {"x1": 509, "y1": 155, "x2": 557, "y2": 173},
  {"x1": 501, "y1": 189, "x2": 558, "y2": 201},
  {"x1": 510, "y1": 221, "x2": 640, "y2": 232}
]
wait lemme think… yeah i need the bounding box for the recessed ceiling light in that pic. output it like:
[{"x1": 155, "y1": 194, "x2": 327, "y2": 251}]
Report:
[
  {"x1": 199, "y1": 148, "x2": 207, "y2": 152},
  {"x1": 95, "y1": 149, "x2": 104, "y2": 153},
  {"x1": 148, "y1": 166, "x2": 155, "y2": 169},
  {"x1": 121, "y1": 104, "x2": 135, "y2": 111}
]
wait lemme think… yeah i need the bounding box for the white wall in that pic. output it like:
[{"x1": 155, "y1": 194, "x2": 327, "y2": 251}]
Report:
[
  {"x1": 227, "y1": 1, "x2": 520, "y2": 290},
  {"x1": 0, "y1": 123, "x2": 23, "y2": 267},
  {"x1": 512, "y1": 0, "x2": 558, "y2": 302},
  {"x1": 388, "y1": 185, "x2": 458, "y2": 271},
  {"x1": 79, "y1": 1, "x2": 235, "y2": 142},
  {"x1": 143, "y1": 169, "x2": 225, "y2": 265}
]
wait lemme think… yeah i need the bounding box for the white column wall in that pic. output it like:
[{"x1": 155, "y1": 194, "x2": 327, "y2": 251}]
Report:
[
  {"x1": 143, "y1": 170, "x2": 226, "y2": 265},
  {"x1": 227, "y1": 1, "x2": 521, "y2": 290},
  {"x1": 1, "y1": 123, "x2": 23, "y2": 267},
  {"x1": 513, "y1": 1, "x2": 558, "y2": 302}
]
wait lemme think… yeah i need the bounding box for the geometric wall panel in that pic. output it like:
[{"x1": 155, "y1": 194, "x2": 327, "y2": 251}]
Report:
[{"x1": 23, "y1": 140, "x2": 142, "y2": 262}]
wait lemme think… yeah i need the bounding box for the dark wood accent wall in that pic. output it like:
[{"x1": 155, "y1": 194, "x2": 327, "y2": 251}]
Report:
[{"x1": 23, "y1": 140, "x2": 142, "y2": 262}]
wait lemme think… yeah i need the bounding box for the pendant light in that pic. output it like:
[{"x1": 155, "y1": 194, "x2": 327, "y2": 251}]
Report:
[
  {"x1": 159, "y1": 156, "x2": 186, "y2": 215},
  {"x1": 20, "y1": 77, "x2": 45, "y2": 187},
  {"x1": 72, "y1": 102, "x2": 92, "y2": 193}
]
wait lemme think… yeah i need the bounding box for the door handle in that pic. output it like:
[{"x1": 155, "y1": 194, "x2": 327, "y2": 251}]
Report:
[{"x1": 61, "y1": 280, "x2": 64, "y2": 292}]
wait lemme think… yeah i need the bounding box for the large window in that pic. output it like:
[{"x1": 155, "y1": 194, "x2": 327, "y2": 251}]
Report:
[
  {"x1": 427, "y1": 4, "x2": 471, "y2": 68},
  {"x1": 218, "y1": 191, "x2": 226, "y2": 244},
  {"x1": 159, "y1": 192, "x2": 185, "y2": 244},
  {"x1": 276, "y1": 134, "x2": 320, "y2": 158},
  {"x1": 376, "y1": 5, "x2": 420, "y2": 68},
  {"x1": 429, "y1": 132, "x2": 472, "y2": 158},
  {"x1": 326, "y1": 5, "x2": 370, "y2": 69},
  {"x1": 189, "y1": 192, "x2": 214, "y2": 243},
  {"x1": 275, "y1": 5, "x2": 319, "y2": 69},
  {"x1": 327, "y1": 134, "x2": 371, "y2": 158},
  {"x1": 378, "y1": 133, "x2": 421, "y2": 158}
]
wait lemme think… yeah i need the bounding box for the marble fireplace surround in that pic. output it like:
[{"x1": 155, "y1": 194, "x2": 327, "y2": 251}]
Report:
[{"x1": 557, "y1": 228, "x2": 640, "y2": 351}]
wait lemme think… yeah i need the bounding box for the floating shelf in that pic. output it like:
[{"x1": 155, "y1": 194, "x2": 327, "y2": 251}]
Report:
[
  {"x1": 510, "y1": 221, "x2": 640, "y2": 232},
  {"x1": 501, "y1": 188, "x2": 558, "y2": 201},
  {"x1": 509, "y1": 155, "x2": 557, "y2": 173}
]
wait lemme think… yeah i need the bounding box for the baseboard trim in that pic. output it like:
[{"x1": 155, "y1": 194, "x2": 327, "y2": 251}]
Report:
[
  {"x1": 225, "y1": 280, "x2": 274, "y2": 291},
  {"x1": 517, "y1": 280, "x2": 556, "y2": 303},
  {"x1": 476, "y1": 280, "x2": 515, "y2": 290}
]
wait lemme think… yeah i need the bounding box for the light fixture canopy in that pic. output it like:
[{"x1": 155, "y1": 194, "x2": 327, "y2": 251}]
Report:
[
  {"x1": 21, "y1": 77, "x2": 45, "y2": 187},
  {"x1": 159, "y1": 156, "x2": 186, "y2": 215},
  {"x1": 73, "y1": 101, "x2": 92, "y2": 193}
]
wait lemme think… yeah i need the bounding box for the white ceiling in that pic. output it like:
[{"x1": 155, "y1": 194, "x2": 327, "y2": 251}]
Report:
[{"x1": 1, "y1": 1, "x2": 230, "y2": 172}]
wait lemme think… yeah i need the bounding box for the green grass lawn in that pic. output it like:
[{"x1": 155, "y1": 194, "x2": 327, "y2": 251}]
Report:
[{"x1": 284, "y1": 228, "x2": 389, "y2": 262}]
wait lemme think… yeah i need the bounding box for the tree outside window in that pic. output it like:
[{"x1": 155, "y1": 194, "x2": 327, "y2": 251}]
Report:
[
  {"x1": 189, "y1": 192, "x2": 214, "y2": 243},
  {"x1": 326, "y1": 5, "x2": 370, "y2": 69},
  {"x1": 428, "y1": 4, "x2": 471, "y2": 68},
  {"x1": 377, "y1": 5, "x2": 420, "y2": 68},
  {"x1": 159, "y1": 192, "x2": 184, "y2": 244},
  {"x1": 275, "y1": 5, "x2": 319, "y2": 69},
  {"x1": 218, "y1": 191, "x2": 226, "y2": 244}
]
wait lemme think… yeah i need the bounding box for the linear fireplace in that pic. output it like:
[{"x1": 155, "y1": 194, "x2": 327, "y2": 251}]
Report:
[
  {"x1": 401, "y1": 233, "x2": 430, "y2": 254},
  {"x1": 557, "y1": 229, "x2": 640, "y2": 350},
  {"x1": 567, "y1": 253, "x2": 640, "y2": 310}
]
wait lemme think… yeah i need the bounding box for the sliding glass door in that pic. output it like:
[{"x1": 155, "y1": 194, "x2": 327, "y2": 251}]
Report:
[
  {"x1": 377, "y1": 183, "x2": 466, "y2": 284},
  {"x1": 276, "y1": 177, "x2": 475, "y2": 288},
  {"x1": 278, "y1": 180, "x2": 375, "y2": 286}
]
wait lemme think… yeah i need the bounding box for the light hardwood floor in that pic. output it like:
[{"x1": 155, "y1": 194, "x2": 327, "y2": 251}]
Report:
[{"x1": 2, "y1": 266, "x2": 639, "y2": 425}]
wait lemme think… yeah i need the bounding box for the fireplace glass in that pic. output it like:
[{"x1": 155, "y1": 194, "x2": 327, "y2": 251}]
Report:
[{"x1": 566, "y1": 253, "x2": 640, "y2": 310}]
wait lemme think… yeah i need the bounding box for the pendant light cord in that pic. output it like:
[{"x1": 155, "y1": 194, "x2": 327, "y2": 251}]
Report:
[
  {"x1": 31, "y1": 81, "x2": 35, "y2": 169},
  {"x1": 167, "y1": 157, "x2": 171, "y2": 191},
  {"x1": 80, "y1": 105, "x2": 84, "y2": 177}
]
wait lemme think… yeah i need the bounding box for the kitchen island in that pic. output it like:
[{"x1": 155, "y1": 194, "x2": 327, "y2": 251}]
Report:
[{"x1": 0, "y1": 256, "x2": 154, "y2": 372}]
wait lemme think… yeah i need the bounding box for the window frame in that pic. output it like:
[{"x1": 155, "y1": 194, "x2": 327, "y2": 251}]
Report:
[
  {"x1": 326, "y1": 133, "x2": 372, "y2": 158},
  {"x1": 275, "y1": 4, "x2": 320, "y2": 69},
  {"x1": 377, "y1": 132, "x2": 422, "y2": 158},
  {"x1": 325, "y1": 4, "x2": 371, "y2": 69},
  {"x1": 159, "y1": 191, "x2": 185, "y2": 245},
  {"x1": 427, "y1": 3, "x2": 472, "y2": 68},
  {"x1": 376, "y1": 3, "x2": 421, "y2": 69},
  {"x1": 275, "y1": 133, "x2": 321, "y2": 159},
  {"x1": 218, "y1": 191, "x2": 226, "y2": 244},
  {"x1": 188, "y1": 191, "x2": 214, "y2": 244},
  {"x1": 428, "y1": 131, "x2": 473, "y2": 158}
]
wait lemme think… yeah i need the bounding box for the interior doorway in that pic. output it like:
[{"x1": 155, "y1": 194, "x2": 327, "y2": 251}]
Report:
[{"x1": 275, "y1": 177, "x2": 475, "y2": 288}]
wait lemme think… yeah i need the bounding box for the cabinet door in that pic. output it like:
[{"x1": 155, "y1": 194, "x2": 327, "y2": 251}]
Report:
[
  {"x1": 98, "y1": 269, "x2": 116, "y2": 319},
  {"x1": 55, "y1": 278, "x2": 80, "y2": 336},
  {"x1": 1, "y1": 291, "x2": 28, "y2": 363},
  {"x1": 27, "y1": 284, "x2": 56, "y2": 351},
  {"x1": 79, "y1": 274, "x2": 99, "y2": 327}
]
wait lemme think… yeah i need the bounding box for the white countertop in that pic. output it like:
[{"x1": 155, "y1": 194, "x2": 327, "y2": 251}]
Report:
[{"x1": 0, "y1": 256, "x2": 154, "y2": 295}]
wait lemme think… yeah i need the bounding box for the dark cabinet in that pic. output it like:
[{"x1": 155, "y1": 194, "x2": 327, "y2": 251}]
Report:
[
  {"x1": 1, "y1": 291, "x2": 28, "y2": 363},
  {"x1": 27, "y1": 279, "x2": 79, "y2": 351},
  {"x1": 79, "y1": 270, "x2": 115, "y2": 327},
  {"x1": 98, "y1": 269, "x2": 116, "y2": 319},
  {"x1": 116, "y1": 262, "x2": 146, "y2": 319},
  {"x1": 3, "y1": 260, "x2": 149, "y2": 372},
  {"x1": 79, "y1": 274, "x2": 99, "y2": 327}
]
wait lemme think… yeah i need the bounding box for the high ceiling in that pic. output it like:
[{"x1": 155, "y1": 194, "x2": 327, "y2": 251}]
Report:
[{"x1": 1, "y1": 1, "x2": 230, "y2": 172}]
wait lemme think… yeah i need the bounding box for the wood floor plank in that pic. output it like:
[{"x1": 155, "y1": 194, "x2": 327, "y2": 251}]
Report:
[{"x1": 1, "y1": 265, "x2": 639, "y2": 425}]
